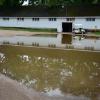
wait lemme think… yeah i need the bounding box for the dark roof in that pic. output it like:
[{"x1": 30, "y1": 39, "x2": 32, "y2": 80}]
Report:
[{"x1": 0, "y1": 5, "x2": 100, "y2": 17}]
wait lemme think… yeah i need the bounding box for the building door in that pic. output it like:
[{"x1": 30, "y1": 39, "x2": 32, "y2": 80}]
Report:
[{"x1": 62, "y1": 22, "x2": 72, "y2": 32}]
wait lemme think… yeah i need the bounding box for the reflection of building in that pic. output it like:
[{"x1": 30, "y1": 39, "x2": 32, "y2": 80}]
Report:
[
  {"x1": 62, "y1": 34, "x2": 72, "y2": 44},
  {"x1": 0, "y1": 5, "x2": 100, "y2": 32}
]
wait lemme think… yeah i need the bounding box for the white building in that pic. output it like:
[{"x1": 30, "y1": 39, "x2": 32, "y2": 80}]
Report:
[{"x1": 0, "y1": 6, "x2": 100, "y2": 32}]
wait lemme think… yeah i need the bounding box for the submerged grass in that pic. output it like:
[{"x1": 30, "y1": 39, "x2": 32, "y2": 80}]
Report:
[
  {"x1": 0, "y1": 45, "x2": 100, "y2": 99},
  {"x1": 0, "y1": 45, "x2": 100, "y2": 61}
]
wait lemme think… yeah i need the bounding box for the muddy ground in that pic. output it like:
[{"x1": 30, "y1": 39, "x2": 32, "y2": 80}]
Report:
[{"x1": 0, "y1": 74, "x2": 91, "y2": 100}]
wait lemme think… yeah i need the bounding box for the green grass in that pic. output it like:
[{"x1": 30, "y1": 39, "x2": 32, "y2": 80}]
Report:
[
  {"x1": 93, "y1": 32, "x2": 100, "y2": 35},
  {"x1": 0, "y1": 27, "x2": 57, "y2": 33}
]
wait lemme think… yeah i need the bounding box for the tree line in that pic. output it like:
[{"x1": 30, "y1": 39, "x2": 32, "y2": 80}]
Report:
[
  {"x1": 0, "y1": 0, "x2": 100, "y2": 7},
  {"x1": 29, "y1": 0, "x2": 100, "y2": 6},
  {"x1": 0, "y1": 0, "x2": 24, "y2": 7}
]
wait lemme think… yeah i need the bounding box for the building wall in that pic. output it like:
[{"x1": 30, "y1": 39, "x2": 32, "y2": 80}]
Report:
[
  {"x1": 73, "y1": 17, "x2": 100, "y2": 30},
  {"x1": 0, "y1": 17, "x2": 100, "y2": 32},
  {"x1": 0, "y1": 17, "x2": 61, "y2": 32}
]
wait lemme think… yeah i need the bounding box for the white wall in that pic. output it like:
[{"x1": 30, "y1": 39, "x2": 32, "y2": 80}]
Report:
[
  {"x1": 0, "y1": 17, "x2": 100, "y2": 32},
  {"x1": 73, "y1": 17, "x2": 100, "y2": 30},
  {"x1": 0, "y1": 17, "x2": 60, "y2": 32}
]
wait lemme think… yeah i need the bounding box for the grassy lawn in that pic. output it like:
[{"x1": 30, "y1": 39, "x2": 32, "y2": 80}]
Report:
[
  {"x1": 91, "y1": 32, "x2": 100, "y2": 35},
  {"x1": 94, "y1": 32, "x2": 100, "y2": 35},
  {"x1": 0, "y1": 27, "x2": 57, "y2": 33}
]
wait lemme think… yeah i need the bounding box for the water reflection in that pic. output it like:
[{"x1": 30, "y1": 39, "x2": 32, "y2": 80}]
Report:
[
  {"x1": 0, "y1": 45, "x2": 100, "y2": 100},
  {"x1": 0, "y1": 34, "x2": 100, "y2": 49},
  {"x1": 0, "y1": 52, "x2": 5, "y2": 63},
  {"x1": 43, "y1": 88, "x2": 63, "y2": 96}
]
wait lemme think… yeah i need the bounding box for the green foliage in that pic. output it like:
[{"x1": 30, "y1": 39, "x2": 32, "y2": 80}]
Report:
[
  {"x1": 28, "y1": 0, "x2": 100, "y2": 6},
  {"x1": 0, "y1": 0, "x2": 24, "y2": 7},
  {"x1": 0, "y1": 0, "x2": 5, "y2": 6},
  {"x1": 71, "y1": 0, "x2": 95, "y2": 4},
  {"x1": 0, "y1": 0, "x2": 100, "y2": 8},
  {"x1": 97, "y1": 0, "x2": 100, "y2": 3}
]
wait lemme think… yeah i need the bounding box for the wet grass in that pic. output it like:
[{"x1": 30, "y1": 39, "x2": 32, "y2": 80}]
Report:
[{"x1": 0, "y1": 45, "x2": 99, "y2": 61}]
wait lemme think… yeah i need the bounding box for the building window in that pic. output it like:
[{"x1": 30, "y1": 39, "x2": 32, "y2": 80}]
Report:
[
  {"x1": 86, "y1": 18, "x2": 95, "y2": 21},
  {"x1": 66, "y1": 18, "x2": 75, "y2": 21},
  {"x1": 32, "y1": 18, "x2": 39, "y2": 21},
  {"x1": 2, "y1": 17, "x2": 9, "y2": 21},
  {"x1": 48, "y1": 18, "x2": 57, "y2": 21},
  {"x1": 17, "y1": 18, "x2": 24, "y2": 21}
]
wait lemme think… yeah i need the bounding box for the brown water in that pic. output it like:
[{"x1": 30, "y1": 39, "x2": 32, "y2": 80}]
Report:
[{"x1": 0, "y1": 45, "x2": 100, "y2": 100}]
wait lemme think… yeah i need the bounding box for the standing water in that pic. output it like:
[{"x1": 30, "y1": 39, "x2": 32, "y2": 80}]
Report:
[
  {"x1": 0, "y1": 34, "x2": 100, "y2": 50},
  {"x1": 0, "y1": 45, "x2": 100, "y2": 100}
]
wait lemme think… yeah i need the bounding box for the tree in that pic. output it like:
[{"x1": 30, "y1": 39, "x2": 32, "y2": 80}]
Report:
[
  {"x1": 0, "y1": 0, "x2": 5, "y2": 6},
  {"x1": 1, "y1": 0, "x2": 99, "y2": 7},
  {"x1": 97, "y1": 0, "x2": 100, "y2": 3},
  {"x1": 0, "y1": 0, "x2": 25, "y2": 7},
  {"x1": 70, "y1": 0, "x2": 95, "y2": 4}
]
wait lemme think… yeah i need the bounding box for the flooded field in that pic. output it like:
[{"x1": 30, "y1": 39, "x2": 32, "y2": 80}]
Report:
[
  {"x1": 0, "y1": 45, "x2": 100, "y2": 100},
  {"x1": 0, "y1": 34, "x2": 100, "y2": 50}
]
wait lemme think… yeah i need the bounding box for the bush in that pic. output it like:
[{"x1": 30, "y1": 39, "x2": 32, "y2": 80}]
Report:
[
  {"x1": 48, "y1": 44, "x2": 56, "y2": 48},
  {"x1": 17, "y1": 42, "x2": 24, "y2": 45},
  {"x1": 66, "y1": 45, "x2": 74, "y2": 49},
  {"x1": 3, "y1": 41, "x2": 10, "y2": 44},
  {"x1": 32, "y1": 42, "x2": 39, "y2": 47},
  {"x1": 84, "y1": 46, "x2": 94, "y2": 50}
]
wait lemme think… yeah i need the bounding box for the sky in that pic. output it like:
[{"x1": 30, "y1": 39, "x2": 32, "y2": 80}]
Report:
[{"x1": 23, "y1": 0, "x2": 29, "y2": 5}]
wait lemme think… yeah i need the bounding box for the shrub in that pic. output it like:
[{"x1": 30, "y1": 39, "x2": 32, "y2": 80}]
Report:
[
  {"x1": 66, "y1": 45, "x2": 74, "y2": 49},
  {"x1": 3, "y1": 41, "x2": 10, "y2": 44},
  {"x1": 84, "y1": 46, "x2": 94, "y2": 50},
  {"x1": 48, "y1": 44, "x2": 56, "y2": 48}
]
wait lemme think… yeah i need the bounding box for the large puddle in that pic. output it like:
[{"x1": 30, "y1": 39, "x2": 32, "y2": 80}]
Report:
[
  {"x1": 0, "y1": 45, "x2": 100, "y2": 100},
  {"x1": 0, "y1": 34, "x2": 100, "y2": 50}
]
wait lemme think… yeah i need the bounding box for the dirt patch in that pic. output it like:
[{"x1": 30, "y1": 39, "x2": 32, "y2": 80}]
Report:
[{"x1": 0, "y1": 29, "x2": 56, "y2": 37}]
